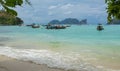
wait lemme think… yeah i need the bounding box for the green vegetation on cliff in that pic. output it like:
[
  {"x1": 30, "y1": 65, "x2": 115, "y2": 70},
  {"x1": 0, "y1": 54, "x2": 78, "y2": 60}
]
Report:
[{"x1": 0, "y1": 10, "x2": 23, "y2": 25}]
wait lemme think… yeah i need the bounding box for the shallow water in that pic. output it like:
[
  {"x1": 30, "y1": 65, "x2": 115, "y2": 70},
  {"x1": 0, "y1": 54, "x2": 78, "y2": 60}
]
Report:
[{"x1": 0, "y1": 25, "x2": 120, "y2": 71}]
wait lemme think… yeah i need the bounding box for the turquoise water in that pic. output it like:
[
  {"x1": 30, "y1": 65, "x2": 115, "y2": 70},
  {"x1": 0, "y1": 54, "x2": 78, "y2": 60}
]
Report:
[{"x1": 0, "y1": 25, "x2": 120, "y2": 71}]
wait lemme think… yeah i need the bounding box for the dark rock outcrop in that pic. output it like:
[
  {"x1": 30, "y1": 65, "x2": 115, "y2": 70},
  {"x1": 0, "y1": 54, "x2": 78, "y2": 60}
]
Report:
[
  {"x1": 79, "y1": 19, "x2": 87, "y2": 25},
  {"x1": 48, "y1": 18, "x2": 87, "y2": 25},
  {"x1": 60, "y1": 18, "x2": 80, "y2": 24},
  {"x1": 48, "y1": 20, "x2": 60, "y2": 24}
]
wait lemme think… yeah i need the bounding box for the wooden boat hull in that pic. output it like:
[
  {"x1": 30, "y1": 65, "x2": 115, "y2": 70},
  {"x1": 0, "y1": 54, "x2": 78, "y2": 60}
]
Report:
[{"x1": 46, "y1": 26, "x2": 66, "y2": 29}]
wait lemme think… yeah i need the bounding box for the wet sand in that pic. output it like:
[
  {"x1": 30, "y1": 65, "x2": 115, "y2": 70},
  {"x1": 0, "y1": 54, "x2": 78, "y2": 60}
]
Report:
[{"x1": 0, "y1": 55, "x2": 68, "y2": 71}]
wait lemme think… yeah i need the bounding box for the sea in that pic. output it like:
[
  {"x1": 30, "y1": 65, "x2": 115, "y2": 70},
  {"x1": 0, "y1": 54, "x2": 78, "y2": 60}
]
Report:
[{"x1": 0, "y1": 25, "x2": 120, "y2": 71}]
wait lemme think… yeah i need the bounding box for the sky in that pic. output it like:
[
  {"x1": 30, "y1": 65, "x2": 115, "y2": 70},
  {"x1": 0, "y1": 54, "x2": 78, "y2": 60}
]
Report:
[{"x1": 15, "y1": 0, "x2": 107, "y2": 24}]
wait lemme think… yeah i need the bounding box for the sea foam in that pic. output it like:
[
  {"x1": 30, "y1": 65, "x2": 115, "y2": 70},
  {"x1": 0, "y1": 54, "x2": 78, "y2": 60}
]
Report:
[{"x1": 0, "y1": 46, "x2": 117, "y2": 71}]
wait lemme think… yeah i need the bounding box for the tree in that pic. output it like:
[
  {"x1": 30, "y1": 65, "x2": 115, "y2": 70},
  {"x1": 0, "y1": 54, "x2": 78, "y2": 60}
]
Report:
[
  {"x1": 0, "y1": 0, "x2": 31, "y2": 16},
  {"x1": 0, "y1": 10, "x2": 24, "y2": 25},
  {"x1": 15, "y1": 17, "x2": 24, "y2": 25},
  {"x1": 105, "y1": 0, "x2": 120, "y2": 22}
]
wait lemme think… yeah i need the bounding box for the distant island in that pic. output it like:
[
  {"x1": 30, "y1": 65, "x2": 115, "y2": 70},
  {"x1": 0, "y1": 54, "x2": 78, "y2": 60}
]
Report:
[
  {"x1": 48, "y1": 18, "x2": 87, "y2": 25},
  {"x1": 0, "y1": 10, "x2": 23, "y2": 26},
  {"x1": 108, "y1": 19, "x2": 120, "y2": 25}
]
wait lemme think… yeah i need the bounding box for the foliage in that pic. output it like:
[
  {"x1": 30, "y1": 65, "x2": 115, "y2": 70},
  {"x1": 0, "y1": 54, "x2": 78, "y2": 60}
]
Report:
[
  {"x1": 0, "y1": 10, "x2": 23, "y2": 25},
  {"x1": 105, "y1": 0, "x2": 120, "y2": 22},
  {"x1": 0, "y1": 0, "x2": 31, "y2": 16}
]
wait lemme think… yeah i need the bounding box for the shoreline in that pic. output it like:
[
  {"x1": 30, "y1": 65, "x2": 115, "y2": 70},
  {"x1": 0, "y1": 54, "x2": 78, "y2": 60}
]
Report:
[
  {"x1": 0, "y1": 55, "x2": 68, "y2": 71},
  {"x1": 0, "y1": 46, "x2": 120, "y2": 71}
]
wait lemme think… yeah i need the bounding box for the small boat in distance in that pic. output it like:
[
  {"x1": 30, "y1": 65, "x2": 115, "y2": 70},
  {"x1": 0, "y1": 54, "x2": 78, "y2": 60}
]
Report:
[
  {"x1": 46, "y1": 24, "x2": 66, "y2": 29},
  {"x1": 26, "y1": 23, "x2": 40, "y2": 28},
  {"x1": 26, "y1": 23, "x2": 35, "y2": 27},
  {"x1": 32, "y1": 24, "x2": 40, "y2": 28},
  {"x1": 97, "y1": 24, "x2": 104, "y2": 31},
  {"x1": 64, "y1": 25, "x2": 71, "y2": 27}
]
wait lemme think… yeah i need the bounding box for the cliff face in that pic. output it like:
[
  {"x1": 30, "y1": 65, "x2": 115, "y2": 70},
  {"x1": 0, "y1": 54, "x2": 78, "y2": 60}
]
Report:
[
  {"x1": 48, "y1": 18, "x2": 87, "y2": 25},
  {"x1": 79, "y1": 19, "x2": 87, "y2": 25},
  {"x1": 60, "y1": 18, "x2": 80, "y2": 24},
  {"x1": 48, "y1": 20, "x2": 60, "y2": 24},
  {"x1": 0, "y1": 10, "x2": 23, "y2": 26}
]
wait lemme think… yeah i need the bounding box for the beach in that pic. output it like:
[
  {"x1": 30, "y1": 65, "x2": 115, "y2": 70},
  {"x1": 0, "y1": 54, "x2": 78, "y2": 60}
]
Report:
[
  {"x1": 0, "y1": 26, "x2": 120, "y2": 71},
  {"x1": 0, "y1": 55, "x2": 67, "y2": 71}
]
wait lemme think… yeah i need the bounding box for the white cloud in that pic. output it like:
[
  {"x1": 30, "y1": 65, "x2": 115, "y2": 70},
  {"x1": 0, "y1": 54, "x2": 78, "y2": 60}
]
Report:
[
  {"x1": 48, "y1": 3, "x2": 105, "y2": 16},
  {"x1": 48, "y1": 6, "x2": 57, "y2": 9},
  {"x1": 60, "y1": 3, "x2": 74, "y2": 9},
  {"x1": 48, "y1": 11, "x2": 53, "y2": 15},
  {"x1": 15, "y1": 0, "x2": 107, "y2": 24},
  {"x1": 64, "y1": 11, "x2": 72, "y2": 15}
]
